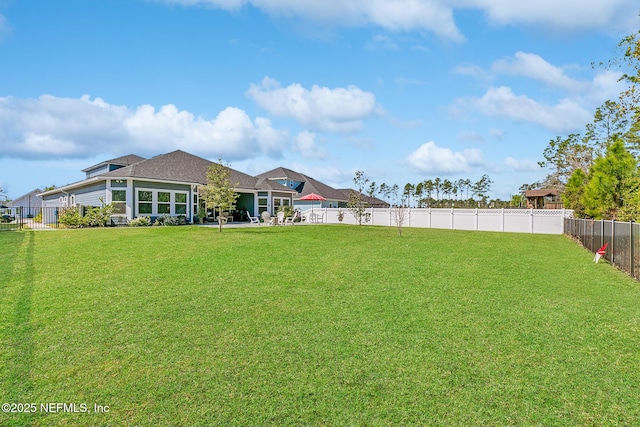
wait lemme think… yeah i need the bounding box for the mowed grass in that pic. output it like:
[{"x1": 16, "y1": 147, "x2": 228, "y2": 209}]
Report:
[{"x1": 1, "y1": 225, "x2": 639, "y2": 426}]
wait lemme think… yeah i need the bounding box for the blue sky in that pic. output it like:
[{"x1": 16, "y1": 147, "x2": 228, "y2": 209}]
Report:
[{"x1": 1, "y1": 0, "x2": 638, "y2": 201}]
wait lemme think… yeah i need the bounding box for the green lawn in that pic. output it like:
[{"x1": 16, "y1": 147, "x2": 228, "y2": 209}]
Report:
[{"x1": 1, "y1": 225, "x2": 639, "y2": 426}]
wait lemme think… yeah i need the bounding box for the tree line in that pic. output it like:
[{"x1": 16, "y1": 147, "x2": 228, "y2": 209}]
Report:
[
  {"x1": 350, "y1": 172, "x2": 500, "y2": 209},
  {"x1": 538, "y1": 27, "x2": 640, "y2": 221}
]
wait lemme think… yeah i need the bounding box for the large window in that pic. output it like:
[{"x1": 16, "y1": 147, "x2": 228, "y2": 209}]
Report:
[
  {"x1": 158, "y1": 192, "x2": 171, "y2": 214},
  {"x1": 175, "y1": 193, "x2": 187, "y2": 215},
  {"x1": 136, "y1": 189, "x2": 188, "y2": 216},
  {"x1": 112, "y1": 190, "x2": 127, "y2": 214},
  {"x1": 138, "y1": 191, "x2": 153, "y2": 214}
]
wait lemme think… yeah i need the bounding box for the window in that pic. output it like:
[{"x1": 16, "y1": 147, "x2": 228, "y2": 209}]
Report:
[
  {"x1": 136, "y1": 189, "x2": 189, "y2": 216},
  {"x1": 272, "y1": 197, "x2": 291, "y2": 213},
  {"x1": 138, "y1": 191, "x2": 152, "y2": 214},
  {"x1": 193, "y1": 193, "x2": 199, "y2": 217},
  {"x1": 258, "y1": 197, "x2": 268, "y2": 214},
  {"x1": 175, "y1": 193, "x2": 187, "y2": 215},
  {"x1": 112, "y1": 190, "x2": 126, "y2": 214},
  {"x1": 158, "y1": 192, "x2": 171, "y2": 214}
]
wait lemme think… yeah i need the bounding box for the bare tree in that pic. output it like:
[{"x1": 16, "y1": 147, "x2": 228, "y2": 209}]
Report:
[{"x1": 348, "y1": 171, "x2": 371, "y2": 225}]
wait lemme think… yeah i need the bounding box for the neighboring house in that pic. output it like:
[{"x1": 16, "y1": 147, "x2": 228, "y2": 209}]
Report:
[
  {"x1": 38, "y1": 150, "x2": 296, "y2": 222},
  {"x1": 256, "y1": 167, "x2": 349, "y2": 209},
  {"x1": 9, "y1": 188, "x2": 43, "y2": 217},
  {"x1": 337, "y1": 189, "x2": 390, "y2": 208},
  {"x1": 525, "y1": 188, "x2": 563, "y2": 209}
]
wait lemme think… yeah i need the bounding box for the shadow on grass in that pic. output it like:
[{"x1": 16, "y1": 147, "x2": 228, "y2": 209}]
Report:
[{"x1": 1, "y1": 231, "x2": 36, "y2": 423}]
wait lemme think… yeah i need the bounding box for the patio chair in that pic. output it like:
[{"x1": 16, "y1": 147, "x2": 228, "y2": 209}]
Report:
[
  {"x1": 277, "y1": 211, "x2": 285, "y2": 225},
  {"x1": 284, "y1": 214, "x2": 294, "y2": 225},
  {"x1": 261, "y1": 211, "x2": 272, "y2": 225},
  {"x1": 247, "y1": 211, "x2": 259, "y2": 225}
]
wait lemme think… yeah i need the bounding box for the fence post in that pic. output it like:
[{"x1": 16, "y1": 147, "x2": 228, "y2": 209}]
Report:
[
  {"x1": 474, "y1": 208, "x2": 478, "y2": 231},
  {"x1": 450, "y1": 208, "x2": 454, "y2": 230},
  {"x1": 611, "y1": 220, "x2": 615, "y2": 266},
  {"x1": 501, "y1": 208, "x2": 505, "y2": 232},
  {"x1": 529, "y1": 209, "x2": 534, "y2": 233}
]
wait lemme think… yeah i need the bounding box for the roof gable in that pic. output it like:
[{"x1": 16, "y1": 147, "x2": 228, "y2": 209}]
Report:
[
  {"x1": 82, "y1": 154, "x2": 145, "y2": 172},
  {"x1": 256, "y1": 166, "x2": 348, "y2": 201}
]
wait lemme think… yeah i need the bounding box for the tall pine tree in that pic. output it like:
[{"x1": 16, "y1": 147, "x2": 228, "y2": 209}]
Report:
[{"x1": 582, "y1": 138, "x2": 636, "y2": 219}]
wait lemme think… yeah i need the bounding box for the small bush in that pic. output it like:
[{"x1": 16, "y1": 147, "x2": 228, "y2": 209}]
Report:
[
  {"x1": 277, "y1": 205, "x2": 295, "y2": 219},
  {"x1": 153, "y1": 215, "x2": 182, "y2": 226},
  {"x1": 83, "y1": 204, "x2": 115, "y2": 227},
  {"x1": 59, "y1": 207, "x2": 84, "y2": 228},
  {"x1": 129, "y1": 216, "x2": 152, "y2": 227},
  {"x1": 34, "y1": 211, "x2": 42, "y2": 223}
]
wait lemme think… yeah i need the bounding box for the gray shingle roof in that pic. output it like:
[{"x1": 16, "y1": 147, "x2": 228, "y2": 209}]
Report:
[
  {"x1": 102, "y1": 150, "x2": 294, "y2": 192},
  {"x1": 337, "y1": 189, "x2": 390, "y2": 207},
  {"x1": 256, "y1": 167, "x2": 348, "y2": 201}
]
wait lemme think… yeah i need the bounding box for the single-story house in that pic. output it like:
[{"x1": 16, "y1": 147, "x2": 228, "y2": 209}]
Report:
[
  {"x1": 525, "y1": 188, "x2": 563, "y2": 209},
  {"x1": 255, "y1": 167, "x2": 349, "y2": 209},
  {"x1": 38, "y1": 150, "x2": 297, "y2": 222},
  {"x1": 8, "y1": 188, "x2": 43, "y2": 217}
]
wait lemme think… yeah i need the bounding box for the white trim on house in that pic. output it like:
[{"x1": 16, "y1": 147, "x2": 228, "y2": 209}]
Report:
[{"x1": 135, "y1": 187, "x2": 190, "y2": 217}]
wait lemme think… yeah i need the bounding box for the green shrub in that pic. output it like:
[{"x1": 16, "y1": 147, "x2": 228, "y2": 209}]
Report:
[
  {"x1": 34, "y1": 211, "x2": 42, "y2": 223},
  {"x1": 153, "y1": 215, "x2": 182, "y2": 226},
  {"x1": 129, "y1": 216, "x2": 152, "y2": 227},
  {"x1": 277, "y1": 205, "x2": 295, "y2": 219},
  {"x1": 58, "y1": 207, "x2": 84, "y2": 228},
  {"x1": 83, "y1": 204, "x2": 115, "y2": 227}
]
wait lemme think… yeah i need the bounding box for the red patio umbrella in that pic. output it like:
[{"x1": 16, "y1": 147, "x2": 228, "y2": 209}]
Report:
[{"x1": 299, "y1": 192, "x2": 325, "y2": 215}]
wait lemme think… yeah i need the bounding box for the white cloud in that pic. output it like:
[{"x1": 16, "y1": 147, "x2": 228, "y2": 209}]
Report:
[
  {"x1": 452, "y1": 64, "x2": 493, "y2": 82},
  {"x1": 457, "y1": 130, "x2": 484, "y2": 143},
  {"x1": 162, "y1": 0, "x2": 465, "y2": 41},
  {"x1": 461, "y1": 0, "x2": 639, "y2": 34},
  {"x1": 160, "y1": 0, "x2": 639, "y2": 40},
  {"x1": 504, "y1": 157, "x2": 539, "y2": 172},
  {"x1": 246, "y1": 77, "x2": 383, "y2": 133},
  {"x1": 0, "y1": 95, "x2": 288, "y2": 160},
  {"x1": 366, "y1": 34, "x2": 400, "y2": 50},
  {"x1": 293, "y1": 130, "x2": 327, "y2": 159},
  {"x1": 489, "y1": 128, "x2": 505, "y2": 140},
  {"x1": 456, "y1": 86, "x2": 591, "y2": 133},
  {"x1": 453, "y1": 52, "x2": 627, "y2": 131},
  {"x1": 407, "y1": 141, "x2": 484, "y2": 174},
  {"x1": 491, "y1": 52, "x2": 585, "y2": 92}
]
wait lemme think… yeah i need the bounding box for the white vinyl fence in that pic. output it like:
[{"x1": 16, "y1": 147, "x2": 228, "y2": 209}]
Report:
[{"x1": 310, "y1": 208, "x2": 571, "y2": 235}]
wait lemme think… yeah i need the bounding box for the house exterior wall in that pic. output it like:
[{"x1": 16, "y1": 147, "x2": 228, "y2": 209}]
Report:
[
  {"x1": 41, "y1": 194, "x2": 63, "y2": 208},
  {"x1": 10, "y1": 192, "x2": 43, "y2": 209},
  {"x1": 85, "y1": 165, "x2": 110, "y2": 178},
  {"x1": 73, "y1": 182, "x2": 108, "y2": 206},
  {"x1": 37, "y1": 183, "x2": 107, "y2": 208},
  {"x1": 132, "y1": 180, "x2": 192, "y2": 219}
]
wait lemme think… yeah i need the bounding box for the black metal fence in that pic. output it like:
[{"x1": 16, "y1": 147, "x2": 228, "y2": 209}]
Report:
[
  {"x1": 564, "y1": 218, "x2": 639, "y2": 281},
  {"x1": 0, "y1": 207, "x2": 60, "y2": 231}
]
